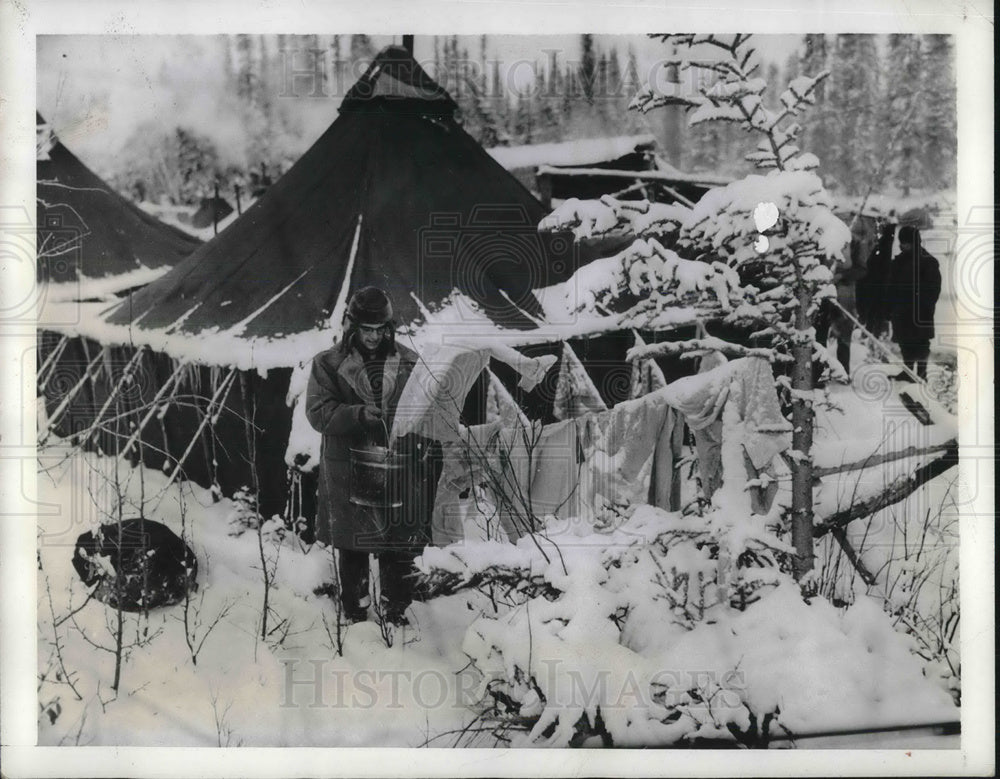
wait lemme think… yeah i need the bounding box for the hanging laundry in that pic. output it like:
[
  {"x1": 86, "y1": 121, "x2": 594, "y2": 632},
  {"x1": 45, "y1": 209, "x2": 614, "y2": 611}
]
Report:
[
  {"x1": 648, "y1": 405, "x2": 685, "y2": 512},
  {"x1": 391, "y1": 343, "x2": 556, "y2": 444},
  {"x1": 528, "y1": 418, "x2": 583, "y2": 521},
  {"x1": 486, "y1": 370, "x2": 530, "y2": 428},
  {"x1": 575, "y1": 397, "x2": 672, "y2": 523},
  {"x1": 629, "y1": 331, "x2": 668, "y2": 399},
  {"x1": 552, "y1": 342, "x2": 608, "y2": 421},
  {"x1": 658, "y1": 355, "x2": 790, "y2": 508},
  {"x1": 431, "y1": 419, "x2": 535, "y2": 545}
]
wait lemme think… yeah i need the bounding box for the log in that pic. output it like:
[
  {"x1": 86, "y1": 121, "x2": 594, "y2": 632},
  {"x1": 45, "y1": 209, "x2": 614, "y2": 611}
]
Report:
[
  {"x1": 813, "y1": 440, "x2": 956, "y2": 478},
  {"x1": 813, "y1": 442, "x2": 959, "y2": 538},
  {"x1": 831, "y1": 527, "x2": 877, "y2": 586}
]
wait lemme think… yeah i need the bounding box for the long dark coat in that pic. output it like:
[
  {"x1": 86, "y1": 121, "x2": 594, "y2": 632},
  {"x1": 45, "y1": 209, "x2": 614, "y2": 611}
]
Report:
[
  {"x1": 305, "y1": 342, "x2": 436, "y2": 552},
  {"x1": 887, "y1": 246, "x2": 942, "y2": 344}
]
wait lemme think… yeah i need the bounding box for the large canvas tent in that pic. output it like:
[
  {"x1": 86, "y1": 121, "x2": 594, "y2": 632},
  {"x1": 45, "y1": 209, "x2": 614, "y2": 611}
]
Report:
[
  {"x1": 38, "y1": 46, "x2": 616, "y2": 530},
  {"x1": 36, "y1": 113, "x2": 203, "y2": 478},
  {"x1": 36, "y1": 113, "x2": 202, "y2": 302},
  {"x1": 102, "y1": 46, "x2": 581, "y2": 343}
]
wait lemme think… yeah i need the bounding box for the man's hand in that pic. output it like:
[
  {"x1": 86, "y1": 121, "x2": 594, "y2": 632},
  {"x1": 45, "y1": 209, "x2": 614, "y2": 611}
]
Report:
[{"x1": 359, "y1": 405, "x2": 384, "y2": 430}]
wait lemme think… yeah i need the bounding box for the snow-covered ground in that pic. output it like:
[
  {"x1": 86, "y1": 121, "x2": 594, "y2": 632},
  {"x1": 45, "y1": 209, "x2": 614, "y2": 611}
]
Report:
[
  {"x1": 37, "y1": 452, "x2": 482, "y2": 747},
  {"x1": 36, "y1": 339, "x2": 961, "y2": 748}
]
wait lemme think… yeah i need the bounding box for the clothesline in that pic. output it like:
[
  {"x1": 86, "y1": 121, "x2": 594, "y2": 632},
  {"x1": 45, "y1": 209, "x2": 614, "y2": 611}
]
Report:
[{"x1": 429, "y1": 355, "x2": 792, "y2": 545}]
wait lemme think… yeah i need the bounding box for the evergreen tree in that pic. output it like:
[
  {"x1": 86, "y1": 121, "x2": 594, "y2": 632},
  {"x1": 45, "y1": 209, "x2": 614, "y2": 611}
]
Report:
[
  {"x1": 235, "y1": 34, "x2": 256, "y2": 104},
  {"x1": 350, "y1": 33, "x2": 375, "y2": 78},
  {"x1": 764, "y1": 62, "x2": 781, "y2": 109},
  {"x1": 919, "y1": 34, "x2": 957, "y2": 191},
  {"x1": 330, "y1": 35, "x2": 344, "y2": 97},
  {"x1": 220, "y1": 35, "x2": 236, "y2": 95},
  {"x1": 580, "y1": 34, "x2": 596, "y2": 103},
  {"x1": 881, "y1": 34, "x2": 923, "y2": 195},
  {"x1": 596, "y1": 52, "x2": 611, "y2": 124},
  {"x1": 784, "y1": 48, "x2": 801, "y2": 86},
  {"x1": 826, "y1": 34, "x2": 881, "y2": 193},
  {"x1": 534, "y1": 66, "x2": 561, "y2": 143},
  {"x1": 800, "y1": 34, "x2": 833, "y2": 173}
]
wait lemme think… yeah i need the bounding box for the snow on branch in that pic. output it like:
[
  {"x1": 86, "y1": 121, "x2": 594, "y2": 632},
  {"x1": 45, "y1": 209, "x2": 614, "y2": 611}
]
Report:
[
  {"x1": 561, "y1": 236, "x2": 743, "y2": 316},
  {"x1": 538, "y1": 195, "x2": 691, "y2": 241},
  {"x1": 633, "y1": 34, "x2": 829, "y2": 174},
  {"x1": 678, "y1": 169, "x2": 850, "y2": 279},
  {"x1": 626, "y1": 336, "x2": 789, "y2": 364}
]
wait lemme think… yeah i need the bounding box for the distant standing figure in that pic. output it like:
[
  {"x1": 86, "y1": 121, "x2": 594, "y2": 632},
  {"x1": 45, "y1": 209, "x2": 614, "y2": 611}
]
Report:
[
  {"x1": 888, "y1": 226, "x2": 942, "y2": 381},
  {"x1": 857, "y1": 218, "x2": 896, "y2": 336}
]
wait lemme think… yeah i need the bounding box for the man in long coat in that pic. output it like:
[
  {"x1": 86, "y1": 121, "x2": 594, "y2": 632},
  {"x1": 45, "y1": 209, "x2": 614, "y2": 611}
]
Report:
[
  {"x1": 306, "y1": 287, "x2": 439, "y2": 625},
  {"x1": 887, "y1": 226, "x2": 942, "y2": 381}
]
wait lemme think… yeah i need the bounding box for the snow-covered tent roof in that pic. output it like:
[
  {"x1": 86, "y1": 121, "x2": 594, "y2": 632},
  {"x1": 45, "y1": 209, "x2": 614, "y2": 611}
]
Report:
[
  {"x1": 98, "y1": 46, "x2": 590, "y2": 368},
  {"x1": 534, "y1": 154, "x2": 732, "y2": 210},
  {"x1": 36, "y1": 113, "x2": 203, "y2": 301},
  {"x1": 487, "y1": 134, "x2": 658, "y2": 172}
]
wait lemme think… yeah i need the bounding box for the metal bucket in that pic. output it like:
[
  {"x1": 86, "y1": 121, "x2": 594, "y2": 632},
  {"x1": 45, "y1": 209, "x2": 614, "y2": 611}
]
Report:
[{"x1": 349, "y1": 445, "x2": 405, "y2": 508}]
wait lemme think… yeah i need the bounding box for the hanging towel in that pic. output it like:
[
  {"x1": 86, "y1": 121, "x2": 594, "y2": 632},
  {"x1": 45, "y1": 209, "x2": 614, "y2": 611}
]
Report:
[
  {"x1": 552, "y1": 342, "x2": 608, "y2": 420},
  {"x1": 391, "y1": 343, "x2": 556, "y2": 443}
]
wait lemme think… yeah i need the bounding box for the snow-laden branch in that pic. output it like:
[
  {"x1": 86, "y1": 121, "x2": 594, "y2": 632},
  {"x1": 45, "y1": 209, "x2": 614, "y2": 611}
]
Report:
[
  {"x1": 626, "y1": 336, "x2": 789, "y2": 364},
  {"x1": 558, "y1": 236, "x2": 743, "y2": 317},
  {"x1": 631, "y1": 35, "x2": 828, "y2": 175},
  {"x1": 538, "y1": 195, "x2": 691, "y2": 241}
]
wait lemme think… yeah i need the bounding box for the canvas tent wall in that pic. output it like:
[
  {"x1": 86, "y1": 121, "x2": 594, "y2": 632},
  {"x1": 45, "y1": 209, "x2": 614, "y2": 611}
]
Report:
[
  {"x1": 36, "y1": 114, "x2": 204, "y2": 491},
  {"x1": 38, "y1": 46, "x2": 608, "y2": 533}
]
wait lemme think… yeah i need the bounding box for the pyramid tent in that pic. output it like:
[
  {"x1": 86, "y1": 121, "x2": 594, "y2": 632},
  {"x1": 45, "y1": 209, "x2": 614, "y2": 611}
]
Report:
[
  {"x1": 36, "y1": 113, "x2": 202, "y2": 300},
  {"x1": 102, "y1": 46, "x2": 581, "y2": 364},
  {"x1": 38, "y1": 47, "x2": 586, "y2": 528}
]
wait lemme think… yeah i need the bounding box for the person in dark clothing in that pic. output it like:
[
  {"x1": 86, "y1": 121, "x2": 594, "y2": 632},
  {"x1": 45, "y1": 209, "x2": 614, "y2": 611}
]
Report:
[
  {"x1": 857, "y1": 218, "x2": 896, "y2": 336},
  {"x1": 305, "y1": 287, "x2": 440, "y2": 625},
  {"x1": 887, "y1": 226, "x2": 942, "y2": 381}
]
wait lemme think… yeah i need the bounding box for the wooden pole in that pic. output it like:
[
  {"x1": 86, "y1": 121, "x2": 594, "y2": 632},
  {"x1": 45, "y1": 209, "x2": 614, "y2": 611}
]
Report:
[
  {"x1": 813, "y1": 442, "x2": 958, "y2": 538},
  {"x1": 213, "y1": 181, "x2": 220, "y2": 236},
  {"x1": 790, "y1": 286, "x2": 815, "y2": 586},
  {"x1": 39, "y1": 345, "x2": 109, "y2": 445}
]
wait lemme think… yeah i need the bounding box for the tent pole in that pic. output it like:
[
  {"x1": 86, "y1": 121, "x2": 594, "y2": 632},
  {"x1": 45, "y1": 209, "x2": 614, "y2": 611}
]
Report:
[
  {"x1": 37, "y1": 333, "x2": 70, "y2": 391},
  {"x1": 828, "y1": 298, "x2": 926, "y2": 386},
  {"x1": 326, "y1": 214, "x2": 364, "y2": 337},
  {"x1": 39, "y1": 345, "x2": 109, "y2": 445},
  {"x1": 79, "y1": 346, "x2": 147, "y2": 445},
  {"x1": 152, "y1": 368, "x2": 238, "y2": 510},
  {"x1": 119, "y1": 358, "x2": 188, "y2": 459},
  {"x1": 653, "y1": 181, "x2": 695, "y2": 208},
  {"x1": 498, "y1": 289, "x2": 545, "y2": 326}
]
